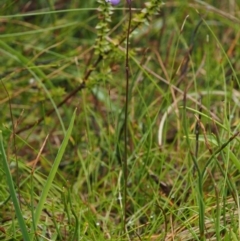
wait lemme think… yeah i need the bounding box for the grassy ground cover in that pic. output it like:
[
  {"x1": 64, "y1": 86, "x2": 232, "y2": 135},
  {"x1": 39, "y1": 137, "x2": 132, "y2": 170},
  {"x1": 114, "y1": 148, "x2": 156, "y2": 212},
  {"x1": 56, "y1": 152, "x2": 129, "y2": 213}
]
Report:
[{"x1": 0, "y1": 0, "x2": 240, "y2": 240}]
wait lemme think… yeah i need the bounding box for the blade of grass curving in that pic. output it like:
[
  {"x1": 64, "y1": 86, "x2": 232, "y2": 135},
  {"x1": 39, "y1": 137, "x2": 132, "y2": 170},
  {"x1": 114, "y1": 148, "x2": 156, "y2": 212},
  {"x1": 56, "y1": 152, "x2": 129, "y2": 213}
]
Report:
[
  {"x1": 0, "y1": 131, "x2": 30, "y2": 241},
  {"x1": 229, "y1": 150, "x2": 240, "y2": 172},
  {"x1": 31, "y1": 109, "x2": 76, "y2": 238},
  {"x1": 1, "y1": 8, "x2": 106, "y2": 19},
  {"x1": 0, "y1": 22, "x2": 78, "y2": 38},
  {"x1": 202, "y1": 132, "x2": 239, "y2": 177},
  {"x1": 0, "y1": 40, "x2": 66, "y2": 134}
]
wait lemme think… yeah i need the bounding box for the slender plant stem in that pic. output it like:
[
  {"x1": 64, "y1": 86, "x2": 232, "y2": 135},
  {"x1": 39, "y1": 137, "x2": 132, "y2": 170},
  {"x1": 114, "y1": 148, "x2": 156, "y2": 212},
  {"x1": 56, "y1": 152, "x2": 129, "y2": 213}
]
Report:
[{"x1": 123, "y1": 0, "x2": 132, "y2": 234}]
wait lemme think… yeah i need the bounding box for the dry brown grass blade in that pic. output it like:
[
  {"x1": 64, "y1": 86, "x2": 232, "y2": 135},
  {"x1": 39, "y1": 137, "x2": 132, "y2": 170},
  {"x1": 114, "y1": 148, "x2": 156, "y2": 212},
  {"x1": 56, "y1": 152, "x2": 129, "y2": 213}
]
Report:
[{"x1": 28, "y1": 134, "x2": 49, "y2": 173}]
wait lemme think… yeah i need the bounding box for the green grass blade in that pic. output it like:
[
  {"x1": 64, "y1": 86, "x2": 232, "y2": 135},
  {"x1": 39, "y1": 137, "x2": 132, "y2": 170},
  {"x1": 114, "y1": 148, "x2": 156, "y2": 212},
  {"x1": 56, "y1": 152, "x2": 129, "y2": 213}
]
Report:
[
  {"x1": 229, "y1": 150, "x2": 240, "y2": 172},
  {"x1": 0, "y1": 131, "x2": 30, "y2": 241},
  {"x1": 31, "y1": 109, "x2": 76, "y2": 236}
]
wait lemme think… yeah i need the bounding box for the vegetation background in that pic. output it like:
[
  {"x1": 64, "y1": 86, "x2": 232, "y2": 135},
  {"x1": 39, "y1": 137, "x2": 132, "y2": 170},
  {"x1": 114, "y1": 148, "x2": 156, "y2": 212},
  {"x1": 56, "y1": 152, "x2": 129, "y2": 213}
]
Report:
[{"x1": 0, "y1": 0, "x2": 240, "y2": 240}]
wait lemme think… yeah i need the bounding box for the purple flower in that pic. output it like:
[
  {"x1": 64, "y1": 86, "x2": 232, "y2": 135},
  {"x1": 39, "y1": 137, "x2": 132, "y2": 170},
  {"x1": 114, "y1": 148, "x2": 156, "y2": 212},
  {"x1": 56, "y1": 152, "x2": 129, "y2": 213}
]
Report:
[
  {"x1": 105, "y1": 0, "x2": 121, "y2": 5},
  {"x1": 105, "y1": 0, "x2": 132, "y2": 6}
]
